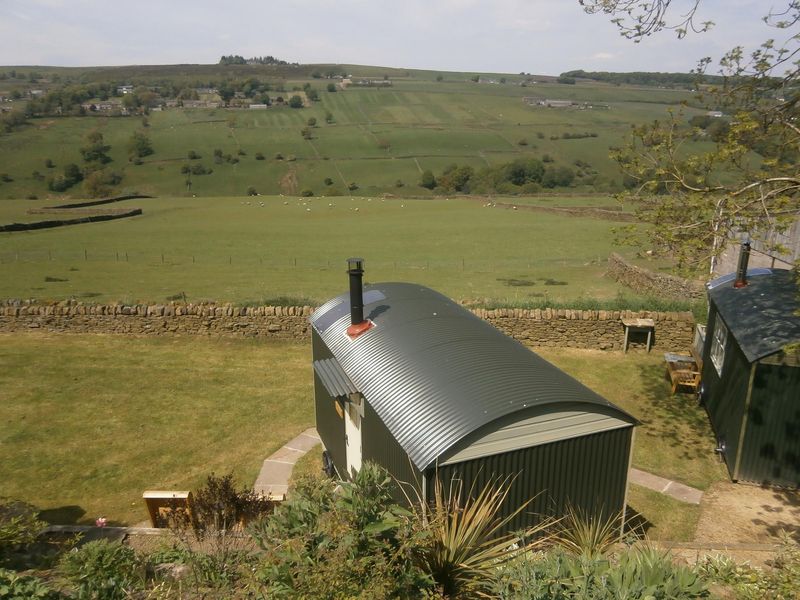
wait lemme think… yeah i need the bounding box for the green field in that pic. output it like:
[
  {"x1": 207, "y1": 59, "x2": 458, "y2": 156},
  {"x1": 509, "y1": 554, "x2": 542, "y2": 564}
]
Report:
[
  {"x1": 0, "y1": 66, "x2": 710, "y2": 200},
  {"x1": 0, "y1": 194, "x2": 660, "y2": 305}
]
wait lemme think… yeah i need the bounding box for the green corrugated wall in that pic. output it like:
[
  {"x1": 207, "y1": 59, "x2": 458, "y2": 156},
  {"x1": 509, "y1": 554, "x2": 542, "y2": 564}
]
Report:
[
  {"x1": 701, "y1": 309, "x2": 751, "y2": 478},
  {"x1": 739, "y1": 362, "x2": 800, "y2": 486},
  {"x1": 427, "y1": 427, "x2": 633, "y2": 536}
]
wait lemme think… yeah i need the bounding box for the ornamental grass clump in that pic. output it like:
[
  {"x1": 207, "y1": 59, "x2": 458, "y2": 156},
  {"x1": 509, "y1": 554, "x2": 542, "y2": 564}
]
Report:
[{"x1": 412, "y1": 476, "x2": 553, "y2": 598}]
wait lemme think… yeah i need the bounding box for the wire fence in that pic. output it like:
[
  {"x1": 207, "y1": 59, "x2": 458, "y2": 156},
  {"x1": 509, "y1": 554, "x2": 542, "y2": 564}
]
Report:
[{"x1": 0, "y1": 249, "x2": 604, "y2": 272}]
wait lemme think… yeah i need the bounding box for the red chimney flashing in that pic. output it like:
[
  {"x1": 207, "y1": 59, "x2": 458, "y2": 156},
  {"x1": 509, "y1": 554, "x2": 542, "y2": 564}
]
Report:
[{"x1": 346, "y1": 319, "x2": 374, "y2": 338}]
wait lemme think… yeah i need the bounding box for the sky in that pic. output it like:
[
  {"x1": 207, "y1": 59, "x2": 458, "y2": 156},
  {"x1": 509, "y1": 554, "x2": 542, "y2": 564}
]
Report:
[{"x1": 0, "y1": 0, "x2": 783, "y2": 75}]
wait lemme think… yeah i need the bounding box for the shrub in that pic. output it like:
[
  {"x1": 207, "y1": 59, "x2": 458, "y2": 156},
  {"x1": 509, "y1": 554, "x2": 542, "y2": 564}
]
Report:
[
  {"x1": 191, "y1": 164, "x2": 207, "y2": 176},
  {"x1": 327, "y1": 83, "x2": 336, "y2": 92},
  {"x1": 420, "y1": 170, "x2": 436, "y2": 189},
  {"x1": 274, "y1": 152, "x2": 284, "y2": 160},
  {"x1": 180, "y1": 164, "x2": 190, "y2": 175},
  {"x1": 307, "y1": 117, "x2": 317, "y2": 127},
  {"x1": 187, "y1": 150, "x2": 200, "y2": 160},
  {"x1": 347, "y1": 181, "x2": 358, "y2": 191},
  {"x1": 166, "y1": 474, "x2": 272, "y2": 590},
  {"x1": 699, "y1": 536, "x2": 800, "y2": 599},
  {"x1": 60, "y1": 539, "x2": 142, "y2": 600},
  {"x1": 517, "y1": 138, "x2": 528, "y2": 146},
  {"x1": 44, "y1": 158, "x2": 55, "y2": 168},
  {"x1": 323, "y1": 177, "x2": 333, "y2": 186},
  {"x1": 0, "y1": 568, "x2": 59, "y2": 599},
  {"x1": 255, "y1": 152, "x2": 265, "y2": 160},
  {"x1": 300, "y1": 189, "x2": 314, "y2": 197},
  {"x1": 0, "y1": 173, "x2": 12, "y2": 182},
  {"x1": 495, "y1": 546, "x2": 708, "y2": 599},
  {"x1": 249, "y1": 464, "x2": 432, "y2": 598},
  {"x1": 213, "y1": 148, "x2": 223, "y2": 158},
  {"x1": 395, "y1": 179, "x2": 404, "y2": 187},
  {"x1": 190, "y1": 473, "x2": 274, "y2": 534},
  {"x1": 0, "y1": 499, "x2": 45, "y2": 565},
  {"x1": 237, "y1": 149, "x2": 246, "y2": 156},
  {"x1": 247, "y1": 186, "x2": 257, "y2": 196}
]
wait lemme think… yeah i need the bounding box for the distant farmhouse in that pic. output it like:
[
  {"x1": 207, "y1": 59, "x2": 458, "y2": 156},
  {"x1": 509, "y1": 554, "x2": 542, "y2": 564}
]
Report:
[
  {"x1": 80, "y1": 101, "x2": 125, "y2": 114},
  {"x1": 117, "y1": 85, "x2": 134, "y2": 95},
  {"x1": 350, "y1": 78, "x2": 392, "y2": 87},
  {"x1": 523, "y1": 98, "x2": 607, "y2": 110}
]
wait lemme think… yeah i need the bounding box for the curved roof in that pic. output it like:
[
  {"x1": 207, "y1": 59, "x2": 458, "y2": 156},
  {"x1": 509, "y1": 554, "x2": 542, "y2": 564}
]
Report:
[
  {"x1": 707, "y1": 268, "x2": 800, "y2": 363},
  {"x1": 311, "y1": 282, "x2": 636, "y2": 470}
]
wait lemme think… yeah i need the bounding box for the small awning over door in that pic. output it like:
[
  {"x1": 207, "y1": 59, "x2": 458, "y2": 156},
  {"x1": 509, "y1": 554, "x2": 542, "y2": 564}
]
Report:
[{"x1": 313, "y1": 358, "x2": 358, "y2": 399}]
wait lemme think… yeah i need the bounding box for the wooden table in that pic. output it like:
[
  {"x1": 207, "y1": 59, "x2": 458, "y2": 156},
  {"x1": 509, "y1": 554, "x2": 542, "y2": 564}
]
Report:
[{"x1": 621, "y1": 318, "x2": 655, "y2": 353}]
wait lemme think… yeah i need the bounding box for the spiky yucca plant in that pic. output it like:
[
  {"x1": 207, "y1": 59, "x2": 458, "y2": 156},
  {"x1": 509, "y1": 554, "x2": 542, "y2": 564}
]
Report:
[
  {"x1": 414, "y1": 476, "x2": 552, "y2": 599},
  {"x1": 552, "y1": 504, "x2": 622, "y2": 558}
]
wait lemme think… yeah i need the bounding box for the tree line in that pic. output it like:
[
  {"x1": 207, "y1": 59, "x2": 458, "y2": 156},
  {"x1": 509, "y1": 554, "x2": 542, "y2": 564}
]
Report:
[
  {"x1": 560, "y1": 69, "x2": 727, "y2": 88},
  {"x1": 218, "y1": 54, "x2": 296, "y2": 66},
  {"x1": 419, "y1": 157, "x2": 582, "y2": 194}
]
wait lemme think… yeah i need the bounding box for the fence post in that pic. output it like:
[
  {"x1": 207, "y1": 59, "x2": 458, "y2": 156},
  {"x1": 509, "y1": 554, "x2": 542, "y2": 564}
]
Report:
[{"x1": 84, "y1": 249, "x2": 87, "y2": 261}]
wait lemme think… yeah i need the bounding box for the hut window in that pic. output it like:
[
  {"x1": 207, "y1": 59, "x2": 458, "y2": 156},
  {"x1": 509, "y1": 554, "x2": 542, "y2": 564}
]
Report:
[{"x1": 710, "y1": 319, "x2": 728, "y2": 375}]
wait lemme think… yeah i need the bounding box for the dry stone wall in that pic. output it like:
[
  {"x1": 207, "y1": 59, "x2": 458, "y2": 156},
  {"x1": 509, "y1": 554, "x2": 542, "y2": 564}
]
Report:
[
  {"x1": 0, "y1": 300, "x2": 695, "y2": 351},
  {"x1": 607, "y1": 253, "x2": 705, "y2": 300}
]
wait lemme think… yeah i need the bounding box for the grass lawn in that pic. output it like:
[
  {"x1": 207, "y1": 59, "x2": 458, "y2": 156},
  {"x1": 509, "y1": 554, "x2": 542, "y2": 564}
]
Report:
[
  {"x1": 537, "y1": 347, "x2": 727, "y2": 542},
  {"x1": 0, "y1": 333, "x2": 313, "y2": 525},
  {"x1": 537, "y1": 347, "x2": 727, "y2": 492},
  {"x1": 2, "y1": 334, "x2": 719, "y2": 540}
]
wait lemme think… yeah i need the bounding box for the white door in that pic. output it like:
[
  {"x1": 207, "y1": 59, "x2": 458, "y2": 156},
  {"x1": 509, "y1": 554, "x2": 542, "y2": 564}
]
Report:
[{"x1": 345, "y1": 395, "x2": 363, "y2": 477}]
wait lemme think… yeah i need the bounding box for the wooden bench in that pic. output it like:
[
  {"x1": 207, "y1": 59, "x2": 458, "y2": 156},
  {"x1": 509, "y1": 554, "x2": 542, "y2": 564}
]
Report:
[{"x1": 664, "y1": 352, "x2": 701, "y2": 395}]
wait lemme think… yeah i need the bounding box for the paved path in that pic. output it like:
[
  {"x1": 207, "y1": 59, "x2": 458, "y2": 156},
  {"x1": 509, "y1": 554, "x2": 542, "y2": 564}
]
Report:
[
  {"x1": 629, "y1": 468, "x2": 704, "y2": 504},
  {"x1": 253, "y1": 428, "x2": 321, "y2": 500}
]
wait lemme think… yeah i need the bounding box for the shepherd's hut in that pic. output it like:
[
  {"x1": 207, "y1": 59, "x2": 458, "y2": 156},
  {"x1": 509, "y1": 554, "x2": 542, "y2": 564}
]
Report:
[{"x1": 310, "y1": 259, "x2": 638, "y2": 532}]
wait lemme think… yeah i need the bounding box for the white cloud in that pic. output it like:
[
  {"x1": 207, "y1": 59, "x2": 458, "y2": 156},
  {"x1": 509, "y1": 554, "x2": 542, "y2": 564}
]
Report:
[{"x1": 0, "y1": 0, "x2": 782, "y2": 74}]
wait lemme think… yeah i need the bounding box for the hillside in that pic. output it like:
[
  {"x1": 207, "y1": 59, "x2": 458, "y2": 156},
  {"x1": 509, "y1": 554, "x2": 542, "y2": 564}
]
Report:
[{"x1": 0, "y1": 63, "x2": 712, "y2": 200}]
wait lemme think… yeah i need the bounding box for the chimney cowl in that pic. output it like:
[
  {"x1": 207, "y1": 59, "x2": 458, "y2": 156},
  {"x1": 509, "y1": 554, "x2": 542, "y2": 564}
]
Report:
[
  {"x1": 346, "y1": 257, "x2": 373, "y2": 337},
  {"x1": 733, "y1": 241, "x2": 751, "y2": 288}
]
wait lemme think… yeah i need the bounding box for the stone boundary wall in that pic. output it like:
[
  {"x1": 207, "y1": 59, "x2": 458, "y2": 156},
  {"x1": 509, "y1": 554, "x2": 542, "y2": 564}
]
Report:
[
  {"x1": 0, "y1": 300, "x2": 695, "y2": 351},
  {"x1": 607, "y1": 253, "x2": 705, "y2": 300}
]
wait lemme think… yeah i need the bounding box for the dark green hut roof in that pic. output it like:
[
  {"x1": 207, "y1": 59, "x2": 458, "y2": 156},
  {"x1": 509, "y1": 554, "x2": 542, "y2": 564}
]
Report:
[
  {"x1": 310, "y1": 282, "x2": 636, "y2": 470},
  {"x1": 707, "y1": 268, "x2": 800, "y2": 363}
]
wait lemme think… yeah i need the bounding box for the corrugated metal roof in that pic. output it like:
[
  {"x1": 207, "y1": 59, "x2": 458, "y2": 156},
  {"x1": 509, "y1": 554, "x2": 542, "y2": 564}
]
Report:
[
  {"x1": 708, "y1": 268, "x2": 800, "y2": 363},
  {"x1": 310, "y1": 282, "x2": 636, "y2": 470},
  {"x1": 313, "y1": 358, "x2": 358, "y2": 398}
]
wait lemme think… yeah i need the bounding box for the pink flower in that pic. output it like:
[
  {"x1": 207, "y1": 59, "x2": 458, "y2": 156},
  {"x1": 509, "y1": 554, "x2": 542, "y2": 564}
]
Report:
[{"x1": 95, "y1": 517, "x2": 108, "y2": 527}]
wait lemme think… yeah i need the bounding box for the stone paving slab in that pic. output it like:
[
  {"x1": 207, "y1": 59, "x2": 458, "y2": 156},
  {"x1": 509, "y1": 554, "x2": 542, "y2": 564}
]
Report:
[
  {"x1": 253, "y1": 428, "x2": 322, "y2": 501},
  {"x1": 268, "y1": 446, "x2": 306, "y2": 464},
  {"x1": 285, "y1": 428, "x2": 322, "y2": 452},
  {"x1": 629, "y1": 467, "x2": 703, "y2": 504}
]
